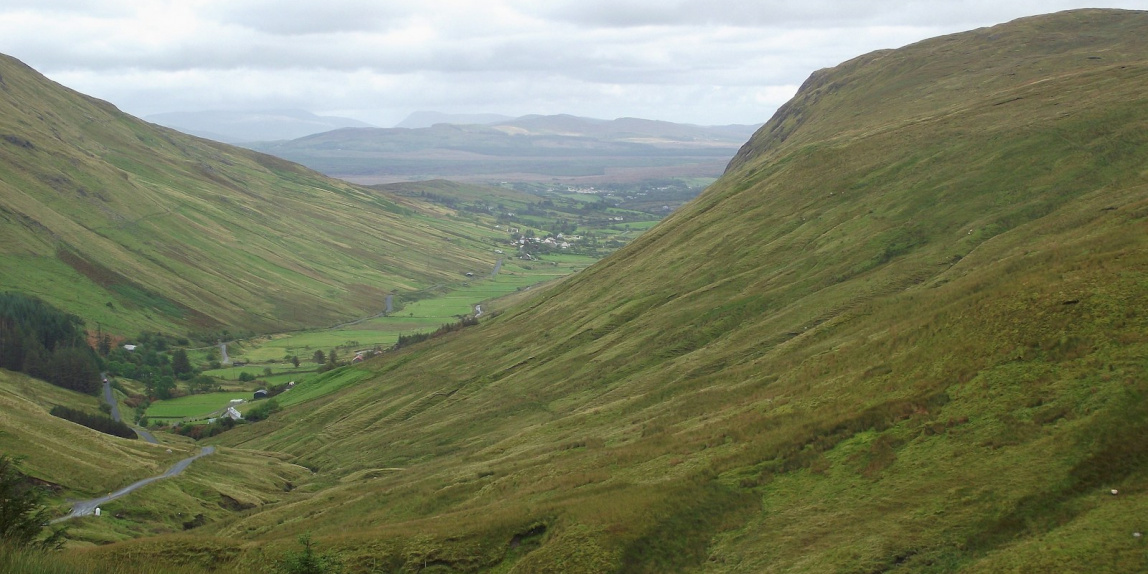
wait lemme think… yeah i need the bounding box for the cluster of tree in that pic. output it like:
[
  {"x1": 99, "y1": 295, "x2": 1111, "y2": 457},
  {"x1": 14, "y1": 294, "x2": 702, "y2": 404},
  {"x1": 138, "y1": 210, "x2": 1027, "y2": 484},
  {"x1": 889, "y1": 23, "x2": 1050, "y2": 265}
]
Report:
[
  {"x1": 0, "y1": 453, "x2": 67, "y2": 550},
  {"x1": 173, "y1": 417, "x2": 235, "y2": 440},
  {"x1": 244, "y1": 398, "x2": 280, "y2": 422},
  {"x1": 311, "y1": 349, "x2": 347, "y2": 373},
  {"x1": 0, "y1": 293, "x2": 100, "y2": 394},
  {"x1": 416, "y1": 191, "x2": 460, "y2": 208},
  {"x1": 48, "y1": 405, "x2": 136, "y2": 439},
  {"x1": 102, "y1": 333, "x2": 201, "y2": 400},
  {"x1": 263, "y1": 381, "x2": 293, "y2": 399},
  {"x1": 393, "y1": 316, "x2": 479, "y2": 351},
  {"x1": 546, "y1": 218, "x2": 579, "y2": 236}
]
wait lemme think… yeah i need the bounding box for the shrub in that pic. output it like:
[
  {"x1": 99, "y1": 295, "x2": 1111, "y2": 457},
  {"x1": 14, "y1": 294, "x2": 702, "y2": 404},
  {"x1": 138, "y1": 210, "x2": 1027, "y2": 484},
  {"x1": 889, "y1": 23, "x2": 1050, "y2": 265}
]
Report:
[
  {"x1": 49, "y1": 406, "x2": 136, "y2": 439},
  {"x1": 0, "y1": 454, "x2": 67, "y2": 550}
]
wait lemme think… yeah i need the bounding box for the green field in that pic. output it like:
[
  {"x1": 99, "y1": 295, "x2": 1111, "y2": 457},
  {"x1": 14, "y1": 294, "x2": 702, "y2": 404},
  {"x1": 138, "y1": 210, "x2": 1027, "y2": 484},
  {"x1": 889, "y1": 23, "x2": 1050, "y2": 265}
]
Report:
[
  {"x1": 221, "y1": 254, "x2": 597, "y2": 365},
  {"x1": 144, "y1": 392, "x2": 254, "y2": 421},
  {"x1": 201, "y1": 365, "x2": 315, "y2": 383},
  {"x1": 268, "y1": 368, "x2": 373, "y2": 408}
]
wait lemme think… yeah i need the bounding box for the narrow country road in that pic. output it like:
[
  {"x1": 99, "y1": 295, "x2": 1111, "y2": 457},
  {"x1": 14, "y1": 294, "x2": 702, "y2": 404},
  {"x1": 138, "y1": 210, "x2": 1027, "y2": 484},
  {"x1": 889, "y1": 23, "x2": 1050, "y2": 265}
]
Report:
[
  {"x1": 492, "y1": 258, "x2": 503, "y2": 278},
  {"x1": 51, "y1": 447, "x2": 216, "y2": 523},
  {"x1": 101, "y1": 375, "x2": 157, "y2": 444},
  {"x1": 133, "y1": 426, "x2": 158, "y2": 443},
  {"x1": 474, "y1": 304, "x2": 483, "y2": 318},
  {"x1": 220, "y1": 342, "x2": 230, "y2": 365},
  {"x1": 101, "y1": 375, "x2": 121, "y2": 422}
]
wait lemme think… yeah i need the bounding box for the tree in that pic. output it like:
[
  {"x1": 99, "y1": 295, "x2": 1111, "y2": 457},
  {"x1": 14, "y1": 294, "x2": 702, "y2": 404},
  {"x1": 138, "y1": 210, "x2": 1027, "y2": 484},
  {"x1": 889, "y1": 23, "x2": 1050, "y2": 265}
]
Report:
[
  {"x1": 291, "y1": 356, "x2": 300, "y2": 368},
  {"x1": 47, "y1": 347, "x2": 99, "y2": 394},
  {"x1": 171, "y1": 348, "x2": 192, "y2": 377},
  {"x1": 189, "y1": 374, "x2": 215, "y2": 394},
  {"x1": 312, "y1": 350, "x2": 325, "y2": 364},
  {"x1": 0, "y1": 454, "x2": 66, "y2": 550},
  {"x1": 327, "y1": 349, "x2": 338, "y2": 367},
  {"x1": 148, "y1": 375, "x2": 176, "y2": 400},
  {"x1": 277, "y1": 533, "x2": 341, "y2": 574}
]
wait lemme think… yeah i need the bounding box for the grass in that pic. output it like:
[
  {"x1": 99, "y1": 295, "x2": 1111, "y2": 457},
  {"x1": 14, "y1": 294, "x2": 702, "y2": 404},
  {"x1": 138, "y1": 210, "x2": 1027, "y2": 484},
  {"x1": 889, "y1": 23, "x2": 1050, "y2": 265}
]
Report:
[
  {"x1": 182, "y1": 10, "x2": 1148, "y2": 572},
  {"x1": 271, "y1": 368, "x2": 373, "y2": 408},
  {"x1": 0, "y1": 52, "x2": 538, "y2": 338},
  {"x1": 219, "y1": 254, "x2": 598, "y2": 366},
  {"x1": 0, "y1": 370, "x2": 193, "y2": 500},
  {"x1": 144, "y1": 392, "x2": 255, "y2": 421},
  {"x1": 8, "y1": 9, "x2": 1148, "y2": 573}
]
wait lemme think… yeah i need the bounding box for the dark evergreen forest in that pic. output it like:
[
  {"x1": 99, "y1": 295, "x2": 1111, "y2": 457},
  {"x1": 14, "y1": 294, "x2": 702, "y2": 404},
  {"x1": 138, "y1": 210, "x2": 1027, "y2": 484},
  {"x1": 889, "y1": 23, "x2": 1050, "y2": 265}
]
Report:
[{"x1": 0, "y1": 292, "x2": 100, "y2": 394}]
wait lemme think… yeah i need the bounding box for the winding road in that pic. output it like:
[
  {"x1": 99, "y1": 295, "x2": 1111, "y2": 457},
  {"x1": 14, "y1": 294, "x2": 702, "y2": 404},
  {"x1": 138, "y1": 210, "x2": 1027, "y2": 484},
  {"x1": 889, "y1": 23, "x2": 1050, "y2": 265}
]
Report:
[
  {"x1": 101, "y1": 376, "x2": 157, "y2": 444},
  {"x1": 101, "y1": 376, "x2": 121, "y2": 422},
  {"x1": 51, "y1": 446, "x2": 216, "y2": 523},
  {"x1": 220, "y1": 342, "x2": 230, "y2": 365}
]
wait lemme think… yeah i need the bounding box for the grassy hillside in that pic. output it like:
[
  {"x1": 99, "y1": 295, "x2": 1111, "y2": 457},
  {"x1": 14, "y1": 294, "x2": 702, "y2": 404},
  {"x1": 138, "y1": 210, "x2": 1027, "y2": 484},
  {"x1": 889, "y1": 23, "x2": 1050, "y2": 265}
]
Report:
[
  {"x1": 0, "y1": 54, "x2": 504, "y2": 337},
  {"x1": 30, "y1": 8, "x2": 1148, "y2": 573},
  {"x1": 0, "y1": 369, "x2": 183, "y2": 498},
  {"x1": 0, "y1": 368, "x2": 313, "y2": 549}
]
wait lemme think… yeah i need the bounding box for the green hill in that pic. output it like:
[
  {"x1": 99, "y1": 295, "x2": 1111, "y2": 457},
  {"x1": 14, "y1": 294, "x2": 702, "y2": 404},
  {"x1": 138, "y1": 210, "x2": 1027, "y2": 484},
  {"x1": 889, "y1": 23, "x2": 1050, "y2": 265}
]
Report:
[
  {"x1": 15, "y1": 8, "x2": 1148, "y2": 573},
  {"x1": 0, "y1": 54, "x2": 504, "y2": 337}
]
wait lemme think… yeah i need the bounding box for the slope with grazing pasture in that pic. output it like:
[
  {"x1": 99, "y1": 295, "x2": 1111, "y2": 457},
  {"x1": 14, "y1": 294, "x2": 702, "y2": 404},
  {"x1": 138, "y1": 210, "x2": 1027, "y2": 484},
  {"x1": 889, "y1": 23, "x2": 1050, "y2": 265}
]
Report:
[
  {"x1": 0, "y1": 368, "x2": 313, "y2": 547},
  {"x1": 0, "y1": 54, "x2": 502, "y2": 337},
  {"x1": 45, "y1": 8, "x2": 1148, "y2": 573}
]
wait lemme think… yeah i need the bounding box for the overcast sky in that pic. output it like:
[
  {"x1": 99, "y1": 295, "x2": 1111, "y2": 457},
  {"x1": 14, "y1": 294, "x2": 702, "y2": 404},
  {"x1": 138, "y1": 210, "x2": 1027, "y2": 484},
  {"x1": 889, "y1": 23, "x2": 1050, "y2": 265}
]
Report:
[{"x1": 1, "y1": 1, "x2": 1144, "y2": 127}]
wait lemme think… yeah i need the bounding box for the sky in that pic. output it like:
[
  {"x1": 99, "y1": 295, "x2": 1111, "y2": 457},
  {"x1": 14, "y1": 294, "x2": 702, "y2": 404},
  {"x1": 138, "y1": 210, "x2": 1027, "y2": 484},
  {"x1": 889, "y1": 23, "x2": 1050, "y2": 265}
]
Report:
[{"x1": 1, "y1": 1, "x2": 1144, "y2": 127}]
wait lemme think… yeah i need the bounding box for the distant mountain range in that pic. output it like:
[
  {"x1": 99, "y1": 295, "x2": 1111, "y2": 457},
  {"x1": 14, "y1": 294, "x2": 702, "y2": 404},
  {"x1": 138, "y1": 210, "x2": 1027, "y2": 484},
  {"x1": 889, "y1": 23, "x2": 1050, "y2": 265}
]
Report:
[
  {"x1": 394, "y1": 111, "x2": 515, "y2": 129},
  {"x1": 145, "y1": 109, "x2": 375, "y2": 143},
  {"x1": 248, "y1": 114, "x2": 762, "y2": 184}
]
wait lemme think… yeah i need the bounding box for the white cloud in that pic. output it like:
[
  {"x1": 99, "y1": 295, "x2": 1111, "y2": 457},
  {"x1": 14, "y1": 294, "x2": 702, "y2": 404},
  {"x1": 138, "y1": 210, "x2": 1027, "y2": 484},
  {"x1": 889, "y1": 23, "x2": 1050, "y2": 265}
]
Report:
[{"x1": 1, "y1": 1, "x2": 1144, "y2": 126}]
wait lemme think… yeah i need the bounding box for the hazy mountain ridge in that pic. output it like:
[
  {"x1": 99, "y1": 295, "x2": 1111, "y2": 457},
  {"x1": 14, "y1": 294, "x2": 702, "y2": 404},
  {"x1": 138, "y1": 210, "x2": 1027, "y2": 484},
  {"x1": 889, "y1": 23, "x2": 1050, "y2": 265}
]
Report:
[
  {"x1": 249, "y1": 114, "x2": 760, "y2": 184},
  {"x1": 395, "y1": 111, "x2": 515, "y2": 128},
  {"x1": 146, "y1": 109, "x2": 376, "y2": 143}
]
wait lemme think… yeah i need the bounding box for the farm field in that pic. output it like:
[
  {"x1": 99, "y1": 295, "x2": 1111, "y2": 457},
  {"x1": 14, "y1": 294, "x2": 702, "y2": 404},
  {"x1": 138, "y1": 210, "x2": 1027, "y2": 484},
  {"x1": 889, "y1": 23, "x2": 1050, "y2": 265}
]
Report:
[
  {"x1": 201, "y1": 365, "x2": 315, "y2": 384},
  {"x1": 144, "y1": 391, "x2": 254, "y2": 421},
  {"x1": 261, "y1": 368, "x2": 373, "y2": 409},
  {"x1": 138, "y1": 252, "x2": 601, "y2": 429},
  {"x1": 221, "y1": 254, "x2": 596, "y2": 366}
]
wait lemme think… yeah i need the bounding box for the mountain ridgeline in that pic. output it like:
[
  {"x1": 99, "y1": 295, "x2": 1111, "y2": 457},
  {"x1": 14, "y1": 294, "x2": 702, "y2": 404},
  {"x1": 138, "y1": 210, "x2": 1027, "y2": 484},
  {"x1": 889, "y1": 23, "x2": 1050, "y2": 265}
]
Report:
[
  {"x1": 7, "y1": 8, "x2": 1148, "y2": 573},
  {"x1": 0, "y1": 54, "x2": 504, "y2": 336},
  {"x1": 145, "y1": 109, "x2": 377, "y2": 144},
  {"x1": 249, "y1": 114, "x2": 760, "y2": 184}
]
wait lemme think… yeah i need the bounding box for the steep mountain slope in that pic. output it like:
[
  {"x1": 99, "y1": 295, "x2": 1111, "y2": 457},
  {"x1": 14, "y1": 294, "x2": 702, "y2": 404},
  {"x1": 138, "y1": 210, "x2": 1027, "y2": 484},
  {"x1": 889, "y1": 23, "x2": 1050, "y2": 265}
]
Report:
[
  {"x1": 63, "y1": 8, "x2": 1148, "y2": 573},
  {"x1": 0, "y1": 55, "x2": 502, "y2": 336}
]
